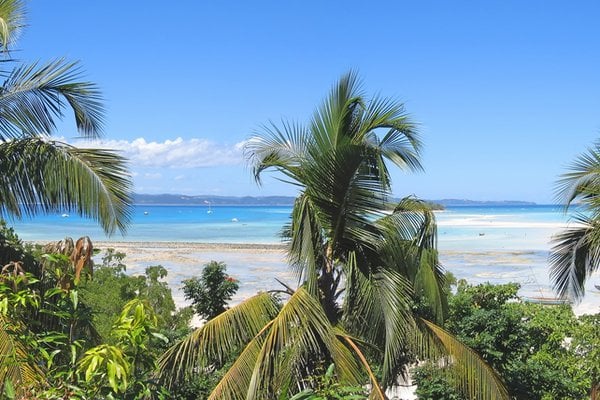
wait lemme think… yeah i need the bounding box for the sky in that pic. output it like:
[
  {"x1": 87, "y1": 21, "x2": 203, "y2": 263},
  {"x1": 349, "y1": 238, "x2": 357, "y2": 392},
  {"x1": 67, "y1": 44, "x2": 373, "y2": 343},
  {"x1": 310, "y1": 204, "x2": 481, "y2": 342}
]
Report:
[{"x1": 16, "y1": 1, "x2": 600, "y2": 203}]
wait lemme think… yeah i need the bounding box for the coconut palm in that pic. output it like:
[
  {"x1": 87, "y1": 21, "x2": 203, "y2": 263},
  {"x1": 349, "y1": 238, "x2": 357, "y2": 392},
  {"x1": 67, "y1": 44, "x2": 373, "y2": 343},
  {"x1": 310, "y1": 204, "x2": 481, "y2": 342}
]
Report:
[
  {"x1": 158, "y1": 72, "x2": 508, "y2": 399},
  {"x1": 0, "y1": 0, "x2": 131, "y2": 235},
  {"x1": 550, "y1": 141, "x2": 600, "y2": 301}
]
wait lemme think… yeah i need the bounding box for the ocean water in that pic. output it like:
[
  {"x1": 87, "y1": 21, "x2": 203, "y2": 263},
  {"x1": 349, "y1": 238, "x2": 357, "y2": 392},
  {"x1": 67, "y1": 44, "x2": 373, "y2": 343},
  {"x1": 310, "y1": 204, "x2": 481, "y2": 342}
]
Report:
[
  {"x1": 5, "y1": 204, "x2": 570, "y2": 245},
  {"x1": 5, "y1": 204, "x2": 600, "y2": 314}
]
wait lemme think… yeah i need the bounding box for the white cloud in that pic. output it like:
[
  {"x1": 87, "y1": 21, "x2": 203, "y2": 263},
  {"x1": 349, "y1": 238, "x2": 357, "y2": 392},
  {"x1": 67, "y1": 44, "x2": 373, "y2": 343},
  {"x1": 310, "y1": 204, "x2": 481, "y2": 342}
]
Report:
[
  {"x1": 144, "y1": 172, "x2": 162, "y2": 179},
  {"x1": 74, "y1": 137, "x2": 246, "y2": 168}
]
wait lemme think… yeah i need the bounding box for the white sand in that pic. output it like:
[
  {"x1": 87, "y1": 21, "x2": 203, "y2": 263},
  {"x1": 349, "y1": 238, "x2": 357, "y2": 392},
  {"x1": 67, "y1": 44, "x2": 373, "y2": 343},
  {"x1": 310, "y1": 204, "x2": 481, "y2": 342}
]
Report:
[{"x1": 44, "y1": 240, "x2": 598, "y2": 317}]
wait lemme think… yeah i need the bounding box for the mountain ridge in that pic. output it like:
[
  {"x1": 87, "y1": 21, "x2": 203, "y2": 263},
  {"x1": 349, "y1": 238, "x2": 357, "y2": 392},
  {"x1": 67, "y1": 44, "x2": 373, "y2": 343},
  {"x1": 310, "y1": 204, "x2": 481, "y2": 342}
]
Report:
[{"x1": 132, "y1": 194, "x2": 537, "y2": 207}]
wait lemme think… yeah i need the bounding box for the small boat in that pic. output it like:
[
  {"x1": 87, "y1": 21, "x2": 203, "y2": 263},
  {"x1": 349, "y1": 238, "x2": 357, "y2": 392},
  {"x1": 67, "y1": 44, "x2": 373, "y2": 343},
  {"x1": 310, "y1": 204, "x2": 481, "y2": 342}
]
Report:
[
  {"x1": 478, "y1": 233, "x2": 485, "y2": 236},
  {"x1": 143, "y1": 211, "x2": 149, "y2": 215},
  {"x1": 61, "y1": 213, "x2": 69, "y2": 218},
  {"x1": 231, "y1": 218, "x2": 239, "y2": 222},
  {"x1": 595, "y1": 284, "x2": 600, "y2": 291}
]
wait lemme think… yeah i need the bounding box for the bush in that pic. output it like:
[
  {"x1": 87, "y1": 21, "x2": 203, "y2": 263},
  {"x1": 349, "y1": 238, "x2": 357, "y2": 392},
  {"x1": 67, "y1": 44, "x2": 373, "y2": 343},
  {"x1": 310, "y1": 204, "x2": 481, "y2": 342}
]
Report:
[{"x1": 182, "y1": 261, "x2": 239, "y2": 321}]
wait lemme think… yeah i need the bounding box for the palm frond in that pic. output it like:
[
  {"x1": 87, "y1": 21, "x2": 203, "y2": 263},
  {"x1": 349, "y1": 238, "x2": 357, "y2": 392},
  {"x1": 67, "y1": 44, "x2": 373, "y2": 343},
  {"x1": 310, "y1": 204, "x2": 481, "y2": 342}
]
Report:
[
  {"x1": 0, "y1": 138, "x2": 131, "y2": 235},
  {"x1": 302, "y1": 143, "x2": 386, "y2": 251},
  {"x1": 245, "y1": 120, "x2": 309, "y2": 185},
  {"x1": 414, "y1": 249, "x2": 448, "y2": 323},
  {"x1": 549, "y1": 214, "x2": 600, "y2": 301},
  {"x1": 554, "y1": 142, "x2": 600, "y2": 208},
  {"x1": 0, "y1": 316, "x2": 45, "y2": 396},
  {"x1": 208, "y1": 332, "x2": 267, "y2": 400},
  {"x1": 0, "y1": 59, "x2": 104, "y2": 140},
  {"x1": 361, "y1": 94, "x2": 422, "y2": 177},
  {"x1": 246, "y1": 288, "x2": 364, "y2": 399},
  {"x1": 339, "y1": 334, "x2": 386, "y2": 400},
  {"x1": 157, "y1": 292, "x2": 279, "y2": 387},
  {"x1": 342, "y1": 257, "x2": 415, "y2": 387},
  {"x1": 418, "y1": 319, "x2": 509, "y2": 400},
  {"x1": 286, "y1": 194, "x2": 322, "y2": 295},
  {"x1": 0, "y1": 0, "x2": 24, "y2": 51},
  {"x1": 310, "y1": 70, "x2": 364, "y2": 150}
]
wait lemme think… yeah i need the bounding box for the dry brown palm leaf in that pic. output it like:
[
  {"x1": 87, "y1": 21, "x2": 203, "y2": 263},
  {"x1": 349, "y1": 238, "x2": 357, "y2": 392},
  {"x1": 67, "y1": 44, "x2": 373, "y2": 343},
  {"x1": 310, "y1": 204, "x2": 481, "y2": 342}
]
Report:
[
  {"x1": 1, "y1": 261, "x2": 26, "y2": 290},
  {"x1": 43, "y1": 237, "x2": 75, "y2": 257},
  {"x1": 71, "y1": 236, "x2": 93, "y2": 283},
  {"x1": 42, "y1": 236, "x2": 93, "y2": 288}
]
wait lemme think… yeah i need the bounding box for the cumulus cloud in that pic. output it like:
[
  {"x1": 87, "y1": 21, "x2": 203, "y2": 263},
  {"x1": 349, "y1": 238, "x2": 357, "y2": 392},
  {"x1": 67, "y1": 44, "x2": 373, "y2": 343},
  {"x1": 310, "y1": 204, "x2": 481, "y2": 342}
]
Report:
[{"x1": 74, "y1": 137, "x2": 246, "y2": 168}]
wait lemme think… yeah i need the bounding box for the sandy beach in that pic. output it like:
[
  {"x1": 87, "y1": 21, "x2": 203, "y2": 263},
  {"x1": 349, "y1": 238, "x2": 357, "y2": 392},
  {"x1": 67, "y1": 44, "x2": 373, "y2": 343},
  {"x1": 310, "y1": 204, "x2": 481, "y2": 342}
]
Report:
[
  {"x1": 90, "y1": 240, "x2": 600, "y2": 317},
  {"x1": 93, "y1": 241, "x2": 294, "y2": 308}
]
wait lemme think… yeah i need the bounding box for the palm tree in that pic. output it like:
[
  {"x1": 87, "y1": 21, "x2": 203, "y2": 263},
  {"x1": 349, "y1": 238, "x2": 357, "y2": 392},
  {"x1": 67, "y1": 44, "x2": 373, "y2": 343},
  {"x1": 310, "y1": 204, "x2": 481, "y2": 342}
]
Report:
[
  {"x1": 158, "y1": 72, "x2": 508, "y2": 399},
  {"x1": 0, "y1": 0, "x2": 131, "y2": 235},
  {"x1": 550, "y1": 141, "x2": 600, "y2": 301}
]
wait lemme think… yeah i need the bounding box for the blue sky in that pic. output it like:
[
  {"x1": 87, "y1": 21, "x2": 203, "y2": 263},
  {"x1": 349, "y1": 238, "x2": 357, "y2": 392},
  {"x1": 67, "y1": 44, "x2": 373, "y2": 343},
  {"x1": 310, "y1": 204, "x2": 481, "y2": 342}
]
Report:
[{"x1": 18, "y1": 1, "x2": 600, "y2": 203}]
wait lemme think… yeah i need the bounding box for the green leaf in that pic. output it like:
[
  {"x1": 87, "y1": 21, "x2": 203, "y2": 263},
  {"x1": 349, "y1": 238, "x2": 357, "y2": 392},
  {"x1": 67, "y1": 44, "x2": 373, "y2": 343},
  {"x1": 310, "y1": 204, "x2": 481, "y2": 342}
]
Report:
[{"x1": 3, "y1": 378, "x2": 15, "y2": 399}]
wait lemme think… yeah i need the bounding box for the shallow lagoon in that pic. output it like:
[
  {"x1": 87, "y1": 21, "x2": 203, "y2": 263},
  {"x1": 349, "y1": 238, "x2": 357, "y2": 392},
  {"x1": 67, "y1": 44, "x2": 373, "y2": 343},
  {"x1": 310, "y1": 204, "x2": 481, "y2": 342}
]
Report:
[{"x1": 8, "y1": 204, "x2": 600, "y2": 314}]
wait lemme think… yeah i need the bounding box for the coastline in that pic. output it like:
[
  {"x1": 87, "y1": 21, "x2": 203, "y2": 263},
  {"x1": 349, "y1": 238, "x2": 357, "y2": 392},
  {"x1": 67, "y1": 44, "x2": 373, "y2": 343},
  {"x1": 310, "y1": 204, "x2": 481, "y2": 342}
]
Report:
[
  {"x1": 27, "y1": 235, "x2": 600, "y2": 317},
  {"x1": 93, "y1": 241, "x2": 286, "y2": 251}
]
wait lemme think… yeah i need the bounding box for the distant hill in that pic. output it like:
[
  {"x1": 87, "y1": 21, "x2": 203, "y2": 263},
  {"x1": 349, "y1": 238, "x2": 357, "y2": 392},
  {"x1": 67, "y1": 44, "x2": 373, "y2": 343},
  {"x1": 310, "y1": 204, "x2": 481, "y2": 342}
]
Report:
[
  {"x1": 133, "y1": 194, "x2": 296, "y2": 206},
  {"x1": 430, "y1": 199, "x2": 537, "y2": 206},
  {"x1": 133, "y1": 194, "x2": 536, "y2": 207}
]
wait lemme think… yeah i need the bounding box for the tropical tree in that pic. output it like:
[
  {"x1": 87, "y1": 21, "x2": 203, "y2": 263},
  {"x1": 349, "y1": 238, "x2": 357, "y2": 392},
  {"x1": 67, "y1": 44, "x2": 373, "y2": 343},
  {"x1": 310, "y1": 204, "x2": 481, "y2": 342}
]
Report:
[
  {"x1": 550, "y1": 141, "x2": 600, "y2": 301},
  {"x1": 158, "y1": 72, "x2": 508, "y2": 399},
  {"x1": 0, "y1": 0, "x2": 131, "y2": 235}
]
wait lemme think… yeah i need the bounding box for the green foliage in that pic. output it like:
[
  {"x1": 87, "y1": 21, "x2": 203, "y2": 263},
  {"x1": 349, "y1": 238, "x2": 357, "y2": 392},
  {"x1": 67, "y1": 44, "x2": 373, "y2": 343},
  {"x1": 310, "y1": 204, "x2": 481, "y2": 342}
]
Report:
[
  {"x1": 446, "y1": 282, "x2": 524, "y2": 369},
  {"x1": 0, "y1": 220, "x2": 36, "y2": 267},
  {"x1": 167, "y1": 360, "x2": 235, "y2": 400},
  {"x1": 414, "y1": 282, "x2": 595, "y2": 400},
  {"x1": 78, "y1": 298, "x2": 168, "y2": 398},
  {"x1": 182, "y1": 260, "x2": 239, "y2": 320},
  {"x1": 0, "y1": 228, "x2": 196, "y2": 398},
  {"x1": 79, "y1": 249, "x2": 192, "y2": 341},
  {"x1": 290, "y1": 364, "x2": 368, "y2": 400},
  {"x1": 413, "y1": 363, "x2": 464, "y2": 400},
  {"x1": 571, "y1": 313, "x2": 600, "y2": 398}
]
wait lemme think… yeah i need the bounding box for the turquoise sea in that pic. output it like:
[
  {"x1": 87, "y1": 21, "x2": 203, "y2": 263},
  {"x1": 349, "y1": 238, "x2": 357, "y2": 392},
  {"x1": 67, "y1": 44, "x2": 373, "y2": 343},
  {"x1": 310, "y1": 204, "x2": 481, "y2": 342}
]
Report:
[
  {"x1": 5, "y1": 204, "x2": 569, "y2": 246},
  {"x1": 6, "y1": 204, "x2": 600, "y2": 314}
]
